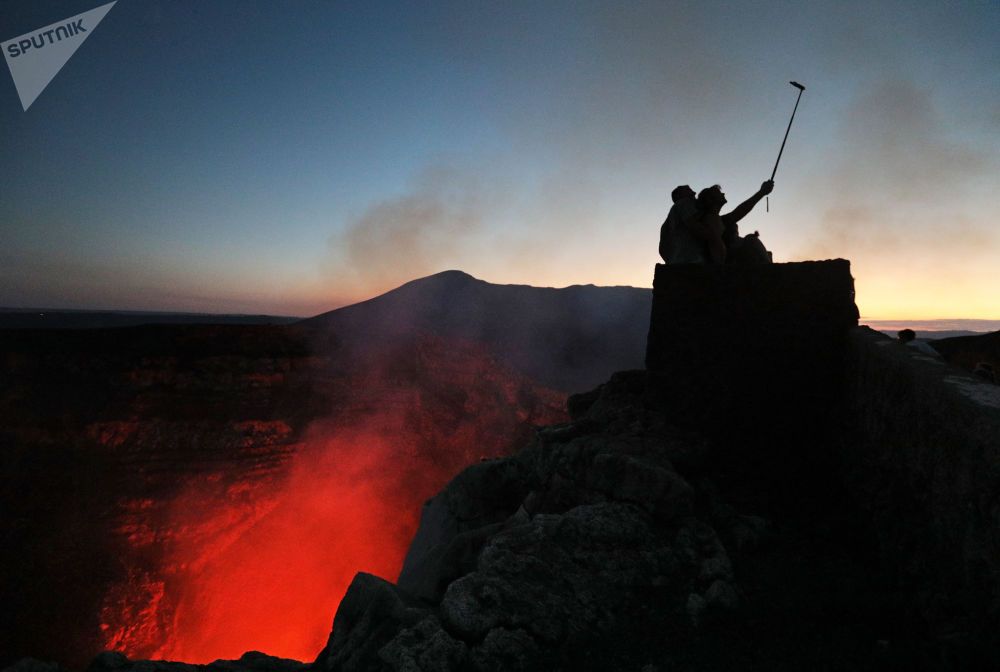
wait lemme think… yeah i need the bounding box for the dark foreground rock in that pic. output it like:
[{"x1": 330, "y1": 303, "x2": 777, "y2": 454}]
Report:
[
  {"x1": 316, "y1": 371, "x2": 738, "y2": 672},
  {"x1": 14, "y1": 262, "x2": 1000, "y2": 671},
  {"x1": 315, "y1": 364, "x2": 1000, "y2": 670},
  {"x1": 311, "y1": 261, "x2": 1000, "y2": 670},
  {"x1": 932, "y1": 328, "x2": 1000, "y2": 380},
  {"x1": 844, "y1": 327, "x2": 1000, "y2": 660}
]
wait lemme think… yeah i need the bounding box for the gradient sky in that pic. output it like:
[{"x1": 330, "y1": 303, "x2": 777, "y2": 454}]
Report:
[{"x1": 1, "y1": 0, "x2": 998, "y2": 319}]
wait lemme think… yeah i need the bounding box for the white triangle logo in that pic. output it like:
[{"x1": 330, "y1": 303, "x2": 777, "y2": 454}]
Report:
[{"x1": 2, "y1": 1, "x2": 117, "y2": 111}]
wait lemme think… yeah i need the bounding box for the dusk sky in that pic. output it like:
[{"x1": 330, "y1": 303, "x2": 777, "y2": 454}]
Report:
[{"x1": 1, "y1": 1, "x2": 997, "y2": 320}]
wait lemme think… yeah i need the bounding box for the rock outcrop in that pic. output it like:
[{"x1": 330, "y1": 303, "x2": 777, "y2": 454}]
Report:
[
  {"x1": 310, "y1": 260, "x2": 1000, "y2": 670},
  {"x1": 844, "y1": 326, "x2": 1000, "y2": 656},
  {"x1": 932, "y1": 329, "x2": 1000, "y2": 380},
  {"x1": 8, "y1": 263, "x2": 1000, "y2": 671},
  {"x1": 315, "y1": 371, "x2": 740, "y2": 671}
]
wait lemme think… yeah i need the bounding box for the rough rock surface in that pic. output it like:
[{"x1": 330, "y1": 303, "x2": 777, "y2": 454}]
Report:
[
  {"x1": 10, "y1": 264, "x2": 1000, "y2": 671},
  {"x1": 310, "y1": 357, "x2": 965, "y2": 670},
  {"x1": 932, "y1": 329, "x2": 1000, "y2": 379},
  {"x1": 317, "y1": 371, "x2": 740, "y2": 671},
  {"x1": 311, "y1": 261, "x2": 1000, "y2": 670},
  {"x1": 844, "y1": 326, "x2": 1000, "y2": 656}
]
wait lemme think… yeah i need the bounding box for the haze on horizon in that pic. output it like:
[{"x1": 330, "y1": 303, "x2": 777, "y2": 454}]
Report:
[{"x1": 1, "y1": 1, "x2": 997, "y2": 321}]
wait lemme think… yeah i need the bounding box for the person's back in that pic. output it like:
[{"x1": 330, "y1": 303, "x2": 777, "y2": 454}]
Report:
[
  {"x1": 660, "y1": 200, "x2": 706, "y2": 264},
  {"x1": 897, "y1": 329, "x2": 941, "y2": 358},
  {"x1": 659, "y1": 185, "x2": 708, "y2": 264},
  {"x1": 726, "y1": 230, "x2": 773, "y2": 265}
]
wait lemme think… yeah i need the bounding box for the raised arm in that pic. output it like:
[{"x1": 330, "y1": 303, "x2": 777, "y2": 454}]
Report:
[{"x1": 722, "y1": 180, "x2": 774, "y2": 224}]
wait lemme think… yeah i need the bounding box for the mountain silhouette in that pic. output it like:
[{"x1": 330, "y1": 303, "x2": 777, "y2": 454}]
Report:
[{"x1": 302, "y1": 270, "x2": 651, "y2": 394}]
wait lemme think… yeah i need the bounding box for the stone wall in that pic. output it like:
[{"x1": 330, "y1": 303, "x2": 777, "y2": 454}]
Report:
[{"x1": 645, "y1": 259, "x2": 859, "y2": 449}]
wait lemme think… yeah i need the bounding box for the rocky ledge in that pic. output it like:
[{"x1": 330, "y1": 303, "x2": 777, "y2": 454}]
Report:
[
  {"x1": 308, "y1": 363, "x2": 975, "y2": 672},
  {"x1": 320, "y1": 369, "x2": 750, "y2": 671},
  {"x1": 15, "y1": 366, "x2": 908, "y2": 672},
  {"x1": 10, "y1": 261, "x2": 999, "y2": 671}
]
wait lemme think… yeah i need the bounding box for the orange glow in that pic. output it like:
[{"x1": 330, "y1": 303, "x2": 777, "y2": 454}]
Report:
[
  {"x1": 100, "y1": 428, "x2": 457, "y2": 663},
  {"x1": 98, "y1": 340, "x2": 568, "y2": 663},
  {"x1": 159, "y1": 430, "x2": 422, "y2": 662},
  {"x1": 855, "y1": 274, "x2": 999, "y2": 321}
]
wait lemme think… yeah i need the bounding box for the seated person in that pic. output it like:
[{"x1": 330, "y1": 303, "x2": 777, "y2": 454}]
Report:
[
  {"x1": 698, "y1": 181, "x2": 774, "y2": 265},
  {"x1": 896, "y1": 328, "x2": 942, "y2": 358}
]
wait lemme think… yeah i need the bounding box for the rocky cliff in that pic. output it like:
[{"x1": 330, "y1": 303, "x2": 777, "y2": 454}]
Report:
[
  {"x1": 7, "y1": 263, "x2": 1000, "y2": 672},
  {"x1": 305, "y1": 260, "x2": 999, "y2": 670},
  {"x1": 0, "y1": 324, "x2": 566, "y2": 668},
  {"x1": 0, "y1": 271, "x2": 649, "y2": 669},
  {"x1": 843, "y1": 326, "x2": 1000, "y2": 657}
]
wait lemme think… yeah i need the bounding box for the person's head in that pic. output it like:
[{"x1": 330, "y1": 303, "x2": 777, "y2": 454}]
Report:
[
  {"x1": 697, "y1": 184, "x2": 727, "y2": 209},
  {"x1": 671, "y1": 185, "x2": 695, "y2": 203},
  {"x1": 897, "y1": 329, "x2": 916, "y2": 343}
]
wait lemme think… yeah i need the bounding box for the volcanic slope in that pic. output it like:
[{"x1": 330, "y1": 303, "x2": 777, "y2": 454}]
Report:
[
  {"x1": 1, "y1": 271, "x2": 649, "y2": 669},
  {"x1": 301, "y1": 270, "x2": 652, "y2": 394}
]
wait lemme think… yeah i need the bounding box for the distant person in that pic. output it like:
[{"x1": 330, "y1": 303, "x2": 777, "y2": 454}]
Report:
[
  {"x1": 659, "y1": 185, "x2": 724, "y2": 264},
  {"x1": 896, "y1": 329, "x2": 942, "y2": 358},
  {"x1": 659, "y1": 181, "x2": 774, "y2": 265}
]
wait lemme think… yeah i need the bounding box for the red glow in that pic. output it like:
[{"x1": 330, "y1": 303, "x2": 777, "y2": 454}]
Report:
[
  {"x1": 98, "y1": 339, "x2": 568, "y2": 663},
  {"x1": 158, "y1": 430, "x2": 422, "y2": 662},
  {"x1": 100, "y1": 429, "x2": 424, "y2": 663}
]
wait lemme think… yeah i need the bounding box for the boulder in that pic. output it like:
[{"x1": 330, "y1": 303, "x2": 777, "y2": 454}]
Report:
[
  {"x1": 314, "y1": 573, "x2": 428, "y2": 672},
  {"x1": 333, "y1": 371, "x2": 741, "y2": 670},
  {"x1": 397, "y1": 458, "x2": 534, "y2": 603}
]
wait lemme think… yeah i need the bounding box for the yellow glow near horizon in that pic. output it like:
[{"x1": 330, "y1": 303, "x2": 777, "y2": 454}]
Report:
[{"x1": 850, "y1": 259, "x2": 998, "y2": 321}]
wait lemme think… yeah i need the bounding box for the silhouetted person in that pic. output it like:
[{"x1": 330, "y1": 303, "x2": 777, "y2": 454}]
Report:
[
  {"x1": 897, "y1": 328, "x2": 941, "y2": 358},
  {"x1": 659, "y1": 185, "x2": 723, "y2": 263},
  {"x1": 697, "y1": 181, "x2": 774, "y2": 264},
  {"x1": 660, "y1": 181, "x2": 774, "y2": 265}
]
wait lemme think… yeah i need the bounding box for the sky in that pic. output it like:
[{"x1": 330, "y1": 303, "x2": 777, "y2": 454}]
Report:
[{"x1": 1, "y1": 0, "x2": 997, "y2": 320}]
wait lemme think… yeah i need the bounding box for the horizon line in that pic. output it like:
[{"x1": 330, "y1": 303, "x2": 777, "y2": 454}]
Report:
[{"x1": 2, "y1": 306, "x2": 999, "y2": 331}]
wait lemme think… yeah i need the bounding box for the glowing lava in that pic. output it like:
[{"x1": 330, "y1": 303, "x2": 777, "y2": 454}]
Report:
[
  {"x1": 99, "y1": 336, "x2": 568, "y2": 663},
  {"x1": 156, "y1": 430, "x2": 422, "y2": 662}
]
